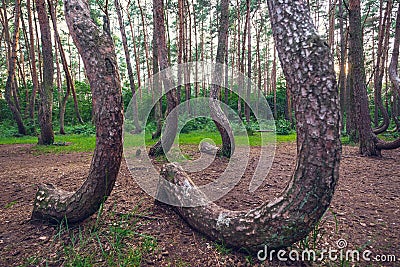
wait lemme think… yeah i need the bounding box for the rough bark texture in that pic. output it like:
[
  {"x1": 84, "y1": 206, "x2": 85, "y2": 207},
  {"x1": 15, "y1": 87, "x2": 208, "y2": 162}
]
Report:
[
  {"x1": 349, "y1": 0, "x2": 381, "y2": 156},
  {"x1": 158, "y1": 0, "x2": 341, "y2": 252},
  {"x1": 27, "y1": 0, "x2": 40, "y2": 122},
  {"x1": 36, "y1": 0, "x2": 54, "y2": 145},
  {"x1": 209, "y1": 0, "x2": 234, "y2": 158},
  {"x1": 31, "y1": 0, "x2": 123, "y2": 223},
  {"x1": 148, "y1": 0, "x2": 179, "y2": 156},
  {"x1": 372, "y1": 0, "x2": 392, "y2": 134},
  {"x1": 151, "y1": 16, "x2": 163, "y2": 140},
  {"x1": 4, "y1": 0, "x2": 26, "y2": 135}
]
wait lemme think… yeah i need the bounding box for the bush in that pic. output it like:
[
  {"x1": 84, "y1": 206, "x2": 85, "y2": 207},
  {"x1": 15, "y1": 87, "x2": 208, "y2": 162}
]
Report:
[
  {"x1": 275, "y1": 119, "x2": 293, "y2": 135},
  {"x1": 65, "y1": 124, "x2": 96, "y2": 135}
]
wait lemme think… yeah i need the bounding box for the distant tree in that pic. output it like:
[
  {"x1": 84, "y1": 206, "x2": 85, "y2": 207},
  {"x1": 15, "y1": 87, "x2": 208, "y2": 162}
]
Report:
[
  {"x1": 36, "y1": 0, "x2": 54, "y2": 145},
  {"x1": 148, "y1": 0, "x2": 179, "y2": 156},
  {"x1": 209, "y1": 0, "x2": 234, "y2": 157},
  {"x1": 115, "y1": 0, "x2": 141, "y2": 133},
  {"x1": 32, "y1": 0, "x2": 123, "y2": 223},
  {"x1": 389, "y1": 2, "x2": 400, "y2": 130},
  {"x1": 348, "y1": 0, "x2": 400, "y2": 156},
  {"x1": 4, "y1": 0, "x2": 26, "y2": 135}
]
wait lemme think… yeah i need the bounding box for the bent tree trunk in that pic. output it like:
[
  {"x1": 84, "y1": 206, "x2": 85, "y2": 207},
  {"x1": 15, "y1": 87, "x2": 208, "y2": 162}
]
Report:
[
  {"x1": 210, "y1": 0, "x2": 234, "y2": 158},
  {"x1": 349, "y1": 0, "x2": 400, "y2": 156},
  {"x1": 31, "y1": 0, "x2": 123, "y2": 223},
  {"x1": 158, "y1": 0, "x2": 341, "y2": 252},
  {"x1": 4, "y1": 0, "x2": 26, "y2": 136}
]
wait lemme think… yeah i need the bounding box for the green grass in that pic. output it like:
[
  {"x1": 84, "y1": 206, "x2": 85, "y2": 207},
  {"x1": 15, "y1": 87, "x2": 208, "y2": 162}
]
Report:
[
  {"x1": 0, "y1": 130, "x2": 297, "y2": 155},
  {"x1": 0, "y1": 134, "x2": 96, "y2": 154},
  {"x1": 22, "y1": 205, "x2": 159, "y2": 267}
]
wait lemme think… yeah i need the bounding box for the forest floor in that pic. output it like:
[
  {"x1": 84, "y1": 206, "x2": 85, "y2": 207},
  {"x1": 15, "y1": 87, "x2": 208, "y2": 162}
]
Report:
[{"x1": 0, "y1": 142, "x2": 399, "y2": 267}]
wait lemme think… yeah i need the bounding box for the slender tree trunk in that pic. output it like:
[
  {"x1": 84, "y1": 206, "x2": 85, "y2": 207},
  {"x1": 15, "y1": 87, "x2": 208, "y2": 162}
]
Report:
[
  {"x1": 148, "y1": 0, "x2": 179, "y2": 156},
  {"x1": 389, "y1": 2, "x2": 400, "y2": 130},
  {"x1": 4, "y1": 0, "x2": 26, "y2": 135},
  {"x1": 236, "y1": 0, "x2": 242, "y2": 117},
  {"x1": 54, "y1": 38, "x2": 63, "y2": 135},
  {"x1": 115, "y1": 0, "x2": 141, "y2": 133},
  {"x1": 338, "y1": 0, "x2": 346, "y2": 130},
  {"x1": 126, "y1": 6, "x2": 141, "y2": 90},
  {"x1": 36, "y1": 0, "x2": 54, "y2": 145},
  {"x1": 48, "y1": 0, "x2": 83, "y2": 134},
  {"x1": 151, "y1": 17, "x2": 163, "y2": 140},
  {"x1": 32, "y1": 0, "x2": 123, "y2": 223},
  {"x1": 349, "y1": 0, "x2": 379, "y2": 156},
  {"x1": 272, "y1": 46, "x2": 277, "y2": 119},
  {"x1": 373, "y1": 0, "x2": 392, "y2": 134},
  {"x1": 177, "y1": 0, "x2": 184, "y2": 109},
  {"x1": 158, "y1": 0, "x2": 341, "y2": 252},
  {"x1": 245, "y1": 4, "x2": 251, "y2": 123},
  {"x1": 209, "y1": 0, "x2": 233, "y2": 157},
  {"x1": 137, "y1": 0, "x2": 152, "y2": 82}
]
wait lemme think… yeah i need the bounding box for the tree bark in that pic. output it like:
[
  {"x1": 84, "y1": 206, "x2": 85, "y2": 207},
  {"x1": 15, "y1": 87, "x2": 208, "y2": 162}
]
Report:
[
  {"x1": 148, "y1": 0, "x2": 179, "y2": 156},
  {"x1": 209, "y1": 0, "x2": 234, "y2": 158},
  {"x1": 4, "y1": 0, "x2": 26, "y2": 135},
  {"x1": 389, "y1": 3, "x2": 400, "y2": 131},
  {"x1": 245, "y1": 3, "x2": 251, "y2": 123},
  {"x1": 36, "y1": 0, "x2": 54, "y2": 145},
  {"x1": 349, "y1": 0, "x2": 380, "y2": 156},
  {"x1": 115, "y1": 0, "x2": 141, "y2": 133},
  {"x1": 48, "y1": 0, "x2": 82, "y2": 134},
  {"x1": 372, "y1": 0, "x2": 392, "y2": 134},
  {"x1": 158, "y1": 0, "x2": 341, "y2": 252},
  {"x1": 151, "y1": 12, "x2": 163, "y2": 140},
  {"x1": 338, "y1": 0, "x2": 346, "y2": 130},
  {"x1": 31, "y1": 0, "x2": 123, "y2": 223}
]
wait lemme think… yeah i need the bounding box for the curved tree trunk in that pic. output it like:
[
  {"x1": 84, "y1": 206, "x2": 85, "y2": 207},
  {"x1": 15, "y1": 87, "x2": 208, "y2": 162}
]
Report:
[
  {"x1": 349, "y1": 0, "x2": 400, "y2": 156},
  {"x1": 372, "y1": 0, "x2": 392, "y2": 135},
  {"x1": 209, "y1": 0, "x2": 234, "y2": 158},
  {"x1": 157, "y1": 0, "x2": 342, "y2": 252},
  {"x1": 4, "y1": 0, "x2": 27, "y2": 136},
  {"x1": 31, "y1": 0, "x2": 123, "y2": 223}
]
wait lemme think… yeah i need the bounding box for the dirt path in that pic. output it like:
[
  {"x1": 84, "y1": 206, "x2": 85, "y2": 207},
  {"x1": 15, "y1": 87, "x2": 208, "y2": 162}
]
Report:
[{"x1": 0, "y1": 143, "x2": 399, "y2": 266}]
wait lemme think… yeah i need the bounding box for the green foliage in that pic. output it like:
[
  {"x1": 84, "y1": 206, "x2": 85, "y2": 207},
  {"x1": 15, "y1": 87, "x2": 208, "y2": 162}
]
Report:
[
  {"x1": 275, "y1": 119, "x2": 294, "y2": 135},
  {"x1": 64, "y1": 124, "x2": 96, "y2": 135},
  {"x1": 0, "y1": 99, "x2": 13, "y2": 121},
  {"x1": 214, "y1": 241, "x2": 232, "y2": 255},
  {"x1": 0, "y1": 119, "x2": 20, "y2": 137},
  {"x1": 180, "y1": 117, "x2": 217, "y2": 134}
]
